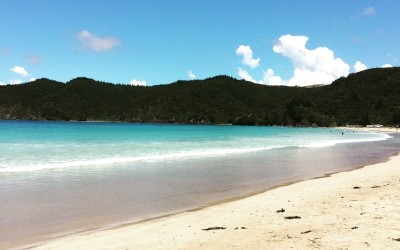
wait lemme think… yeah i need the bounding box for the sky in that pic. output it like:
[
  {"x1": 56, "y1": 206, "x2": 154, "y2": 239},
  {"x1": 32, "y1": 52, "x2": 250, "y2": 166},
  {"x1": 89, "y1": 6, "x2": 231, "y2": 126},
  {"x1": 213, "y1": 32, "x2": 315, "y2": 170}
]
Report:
[{"x1": 0, "y1": 0, "x2": 399, "y2": 87}]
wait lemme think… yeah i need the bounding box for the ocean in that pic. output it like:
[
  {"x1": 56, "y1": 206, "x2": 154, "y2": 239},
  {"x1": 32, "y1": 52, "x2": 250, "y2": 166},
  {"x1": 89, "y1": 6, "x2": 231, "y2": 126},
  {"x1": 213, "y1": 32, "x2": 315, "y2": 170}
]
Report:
[
  {"x1": 0, "y1": 120, "x2": 399, "y2": 248},
  {"x1": 0, "y1": 120, "x2": 391, "y2": 173}
]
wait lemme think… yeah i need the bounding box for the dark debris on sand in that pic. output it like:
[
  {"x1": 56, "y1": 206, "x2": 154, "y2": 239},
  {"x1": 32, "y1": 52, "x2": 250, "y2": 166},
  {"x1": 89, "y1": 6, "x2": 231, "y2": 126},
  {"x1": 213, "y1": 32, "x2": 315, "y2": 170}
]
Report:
[
  {"x1": 284, "y1": 216, "x2": 301, "y2": 220},
  {"x1": 202, "y1": 226, "x2": 226, "y2": 231},
  {"x1": 276, "y1": 208, "x2": 285, "y2": 213}
]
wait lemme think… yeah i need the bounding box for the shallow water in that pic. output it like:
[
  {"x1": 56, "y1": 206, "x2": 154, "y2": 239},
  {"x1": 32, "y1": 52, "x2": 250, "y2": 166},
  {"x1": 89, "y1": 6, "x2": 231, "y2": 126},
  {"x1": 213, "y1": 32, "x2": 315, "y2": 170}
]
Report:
[
  {"x1": 0, "y1": 121, "x2": 388, "y2": 173},
  {"x1": 0, "y1": 121, "x2": 398, "y2": 249}
]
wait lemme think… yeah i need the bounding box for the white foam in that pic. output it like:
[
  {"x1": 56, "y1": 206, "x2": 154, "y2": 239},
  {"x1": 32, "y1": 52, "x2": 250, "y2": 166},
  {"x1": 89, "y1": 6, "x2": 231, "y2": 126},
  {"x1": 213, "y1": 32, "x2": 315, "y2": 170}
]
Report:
[
  {"x1": 300, "y1": 132, "x2": 390, "y2": 148},
  {"x1": 0, "y1": 131, "x2": 390, "y2": 173},
  {"x1": 0, "y1": 146, "x2": 278, "y2": 173}
]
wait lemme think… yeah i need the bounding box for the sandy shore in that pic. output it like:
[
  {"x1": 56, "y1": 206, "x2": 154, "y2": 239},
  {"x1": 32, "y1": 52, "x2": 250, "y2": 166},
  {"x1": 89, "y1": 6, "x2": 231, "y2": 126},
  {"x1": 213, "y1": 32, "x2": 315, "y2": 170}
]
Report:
[{"x1": 33, "y1": 150, "x2": 400, "y2": 249}]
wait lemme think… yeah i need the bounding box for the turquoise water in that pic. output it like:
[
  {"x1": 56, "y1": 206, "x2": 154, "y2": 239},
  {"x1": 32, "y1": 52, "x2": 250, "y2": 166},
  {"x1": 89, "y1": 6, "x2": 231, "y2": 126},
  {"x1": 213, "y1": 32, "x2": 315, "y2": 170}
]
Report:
[
  {"x1": 1, "y1": 120, "x2": 398, "y2": 249},
  {"x1": 0, "y1": 120, "x2": 389, "y2": 173}
]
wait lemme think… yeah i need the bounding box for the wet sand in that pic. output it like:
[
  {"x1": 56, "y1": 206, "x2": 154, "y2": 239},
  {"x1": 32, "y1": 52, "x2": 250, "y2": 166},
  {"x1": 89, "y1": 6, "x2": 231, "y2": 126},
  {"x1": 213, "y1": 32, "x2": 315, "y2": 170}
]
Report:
[{"x1": 33, "y1": 130, "x2": 400, "y2": 249}]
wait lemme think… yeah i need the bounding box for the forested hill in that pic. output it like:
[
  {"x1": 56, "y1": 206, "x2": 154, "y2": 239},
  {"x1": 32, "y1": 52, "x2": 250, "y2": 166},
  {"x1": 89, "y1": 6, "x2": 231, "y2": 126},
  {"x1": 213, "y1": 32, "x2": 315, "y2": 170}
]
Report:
[{"x1": 1, "y1": 67, "x2": 400, "y2": 126}]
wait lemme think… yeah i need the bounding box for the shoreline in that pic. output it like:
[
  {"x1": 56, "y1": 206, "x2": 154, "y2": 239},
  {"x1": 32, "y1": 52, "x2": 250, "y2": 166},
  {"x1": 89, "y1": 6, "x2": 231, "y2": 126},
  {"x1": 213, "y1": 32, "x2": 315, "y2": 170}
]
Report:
[
  {"x1": 31, "y1": 129, "x2": 400, "y2": 249},
  {"x1": 339, "y1": 126, "x2": 399, "y2": 133},
  {"x1": 3, "y1": 118, "x2": 399, "y2": 130}
]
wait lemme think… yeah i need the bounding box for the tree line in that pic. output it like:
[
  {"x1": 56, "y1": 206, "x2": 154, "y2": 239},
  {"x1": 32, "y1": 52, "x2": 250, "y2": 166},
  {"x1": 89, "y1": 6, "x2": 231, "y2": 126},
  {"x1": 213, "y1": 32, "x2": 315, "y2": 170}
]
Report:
[{"x1": 0, "y1": 67, "x2": 399, "y2": 127}]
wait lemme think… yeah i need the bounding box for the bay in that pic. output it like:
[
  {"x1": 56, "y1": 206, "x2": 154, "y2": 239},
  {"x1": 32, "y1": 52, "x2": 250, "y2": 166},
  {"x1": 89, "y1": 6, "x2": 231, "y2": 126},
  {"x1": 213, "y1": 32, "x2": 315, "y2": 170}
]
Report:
[{"x1": 0, "y1": 120, "x2": 398, "y2": 249}]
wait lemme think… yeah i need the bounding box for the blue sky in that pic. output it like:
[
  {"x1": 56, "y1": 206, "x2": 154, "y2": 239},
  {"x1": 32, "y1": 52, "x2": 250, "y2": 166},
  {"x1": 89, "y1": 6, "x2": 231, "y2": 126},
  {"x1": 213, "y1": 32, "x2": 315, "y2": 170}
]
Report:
[{"x1": 0, "y1": 0, "x2": 399, "y2": 86}]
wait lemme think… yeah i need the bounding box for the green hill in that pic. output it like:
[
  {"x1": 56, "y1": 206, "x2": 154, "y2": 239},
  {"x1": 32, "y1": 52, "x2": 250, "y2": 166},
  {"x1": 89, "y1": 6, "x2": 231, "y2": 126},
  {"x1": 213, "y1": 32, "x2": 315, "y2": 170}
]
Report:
[{"x1": 1, "y1": 67, "x2": 399, "y2": 126}]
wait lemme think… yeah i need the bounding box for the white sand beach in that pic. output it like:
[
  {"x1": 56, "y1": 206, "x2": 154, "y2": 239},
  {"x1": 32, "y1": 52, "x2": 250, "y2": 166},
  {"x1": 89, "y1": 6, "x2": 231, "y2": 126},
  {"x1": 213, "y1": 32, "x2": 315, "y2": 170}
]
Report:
[{"x1": 34, "y1": 134, "x2": 400, "y2": 249}]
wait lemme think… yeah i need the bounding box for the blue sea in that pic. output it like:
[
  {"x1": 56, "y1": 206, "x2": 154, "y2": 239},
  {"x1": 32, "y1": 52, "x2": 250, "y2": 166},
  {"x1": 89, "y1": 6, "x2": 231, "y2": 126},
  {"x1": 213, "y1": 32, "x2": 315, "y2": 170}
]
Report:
[
  {"x1": 0, "y1": 120, "x2": 399, "y2": 248},
  {"x1": 0, "y1": 120, "x2": 390, "y2": 173}
]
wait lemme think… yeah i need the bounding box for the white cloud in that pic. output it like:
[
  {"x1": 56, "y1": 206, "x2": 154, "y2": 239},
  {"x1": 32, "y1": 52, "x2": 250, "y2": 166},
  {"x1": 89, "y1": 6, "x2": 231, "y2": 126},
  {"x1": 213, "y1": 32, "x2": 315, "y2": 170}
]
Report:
[
  {"x1": 236, "y1": 45, "x2": 260, "y2": 68},
  {"x1": 77, "y1": 30, "x2": 120, "y2": 52},
  {"x1": 0, "y1": 79, "x2": 24, "y2": 85},
  {"x1": 238, "y1": 67, "x2": 285, "y2": 86},
  {"x1": 236, "y1": 34, "x2": 352, "y2": 86},
  {"x1": 10, "y1": 66, "x2": 29, "y2": 76},
  {"x1": 363, "y1": 7, "x2": 375, "y2": 16},
  {"x1": 288, "y1": 68, "x2": 340, "y2": 86},
  {"x1": 187, "y1": 70, "x2": 196, "y2": 80},
  {"x1": 9, "y1": 79, "x2": 23, "y2": 85},
  {"x1": 237, "y1": 68, "x2": 257, "y2": 83},
  {"x1": 354, "y1": 61, "x2": 368, "y2": 73},
  {"x1": 261, "y1": 69, "x2": 283, "y2": 85},
  {"x1": 0, "y1": 78, "x2": 36, "y2": 85},
  {"x1": 382, "y1": 64, "x2": 393, "y2": 68},
  {"x1": 129, "y1": 79, "x2": 147, "y2": 86},
  {"x1": 269, "y1": 34, "x2": 350, "y2": 86}
]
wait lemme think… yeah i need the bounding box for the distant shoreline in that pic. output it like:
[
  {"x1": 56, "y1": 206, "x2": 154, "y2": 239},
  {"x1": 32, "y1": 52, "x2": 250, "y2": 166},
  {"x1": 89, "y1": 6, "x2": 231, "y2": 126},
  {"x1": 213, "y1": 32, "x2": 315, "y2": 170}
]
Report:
[
  {"x1": 339, "y1": 126, "x2": 399, "y2": 133},
  {"x1": 2, "y1": 118, "x2": 400, "y2": 130}
]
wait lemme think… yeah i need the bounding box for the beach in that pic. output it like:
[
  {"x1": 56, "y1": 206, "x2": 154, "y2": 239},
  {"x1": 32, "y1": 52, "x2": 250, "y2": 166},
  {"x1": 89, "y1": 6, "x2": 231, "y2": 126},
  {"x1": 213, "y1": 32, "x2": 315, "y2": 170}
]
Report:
[{"x1": 33, "y1": 129, "x2": 400, "y2": 249}]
